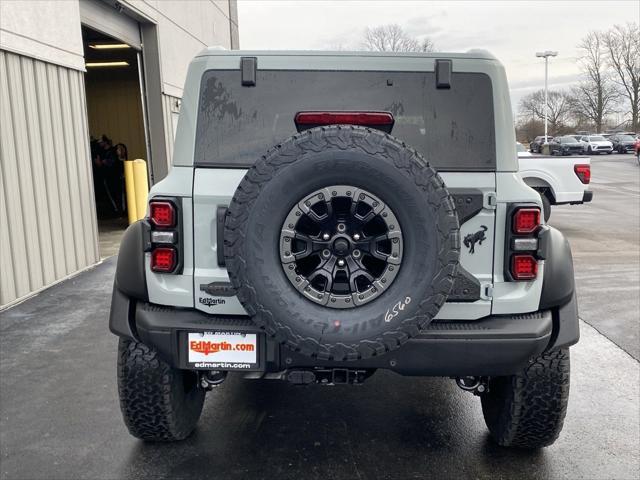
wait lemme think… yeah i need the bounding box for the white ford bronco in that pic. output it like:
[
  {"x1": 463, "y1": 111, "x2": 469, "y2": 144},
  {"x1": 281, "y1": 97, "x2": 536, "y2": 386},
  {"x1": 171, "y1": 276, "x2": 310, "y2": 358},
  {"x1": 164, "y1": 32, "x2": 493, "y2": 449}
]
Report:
[{"x1": 110, "y1": 50, "x2": 579, "y2": 448}]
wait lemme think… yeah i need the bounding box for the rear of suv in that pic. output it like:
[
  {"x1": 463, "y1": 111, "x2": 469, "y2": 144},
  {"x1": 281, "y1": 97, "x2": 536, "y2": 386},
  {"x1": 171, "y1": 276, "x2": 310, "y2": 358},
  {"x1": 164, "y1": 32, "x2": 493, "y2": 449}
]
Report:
[{"x1": 110, "y1": 50, "x2": 579, "y2": 448}]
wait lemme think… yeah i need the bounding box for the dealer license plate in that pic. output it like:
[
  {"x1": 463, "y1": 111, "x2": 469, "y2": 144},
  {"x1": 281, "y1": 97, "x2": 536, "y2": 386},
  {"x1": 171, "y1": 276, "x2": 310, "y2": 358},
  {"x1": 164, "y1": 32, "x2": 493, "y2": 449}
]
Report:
[{"x1": 186, "y1": 331, "x2": 259, "y2": 370}]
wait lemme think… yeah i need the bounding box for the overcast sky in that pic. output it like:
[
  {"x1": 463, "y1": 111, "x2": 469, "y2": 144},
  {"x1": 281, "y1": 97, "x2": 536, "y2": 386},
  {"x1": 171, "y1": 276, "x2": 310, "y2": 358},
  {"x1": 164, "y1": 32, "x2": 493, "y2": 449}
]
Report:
[{"x1": 237, "y1": 0, "x2": 640, "y2": 111}]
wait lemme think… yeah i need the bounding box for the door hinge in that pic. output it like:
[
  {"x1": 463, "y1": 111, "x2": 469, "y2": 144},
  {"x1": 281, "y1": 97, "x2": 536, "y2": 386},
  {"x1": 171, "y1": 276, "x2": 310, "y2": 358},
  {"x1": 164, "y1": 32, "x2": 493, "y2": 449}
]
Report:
[
  {"x1": 480, "y1": 283, "x2": 494, "y2": 300},
  {"x1": 483, "y1": 192, "x2": 497, "y2": 210}
]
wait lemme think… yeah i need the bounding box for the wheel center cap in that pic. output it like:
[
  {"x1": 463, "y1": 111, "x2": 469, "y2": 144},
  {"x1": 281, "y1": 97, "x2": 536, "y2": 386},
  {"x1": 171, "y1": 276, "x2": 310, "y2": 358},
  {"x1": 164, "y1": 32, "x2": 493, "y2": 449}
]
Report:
[{"x1": 333, "y1": 238, "x2": 350, "y2": 255}]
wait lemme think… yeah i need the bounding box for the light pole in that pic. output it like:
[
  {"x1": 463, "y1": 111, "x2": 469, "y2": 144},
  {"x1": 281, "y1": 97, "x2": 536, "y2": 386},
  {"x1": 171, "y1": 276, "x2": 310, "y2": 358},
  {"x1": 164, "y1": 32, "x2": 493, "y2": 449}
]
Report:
[{"x1": 535, "y1": 50, "x2": 558, "y2": 151}]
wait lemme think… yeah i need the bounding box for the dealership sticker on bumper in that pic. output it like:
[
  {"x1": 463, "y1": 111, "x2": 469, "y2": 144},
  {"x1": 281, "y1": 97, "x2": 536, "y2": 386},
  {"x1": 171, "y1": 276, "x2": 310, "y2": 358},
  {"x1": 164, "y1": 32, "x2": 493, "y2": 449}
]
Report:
[{"x1": 187, "y1": 331, "x2": 258, "y2": 369}]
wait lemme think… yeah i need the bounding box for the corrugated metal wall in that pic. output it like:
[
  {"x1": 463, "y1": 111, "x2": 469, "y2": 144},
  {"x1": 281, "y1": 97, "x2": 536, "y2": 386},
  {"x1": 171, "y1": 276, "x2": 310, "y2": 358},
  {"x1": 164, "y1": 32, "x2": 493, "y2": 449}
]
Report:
[{"x1": 0, "y1": 50, "x2": 100, "y2": 308}]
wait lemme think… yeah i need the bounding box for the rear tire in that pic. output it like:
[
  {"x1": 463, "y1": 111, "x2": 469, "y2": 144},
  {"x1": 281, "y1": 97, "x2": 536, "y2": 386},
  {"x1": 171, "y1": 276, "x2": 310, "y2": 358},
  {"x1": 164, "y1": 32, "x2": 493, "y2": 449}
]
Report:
[
  {"x1": 117, "y1": 338, "x2": 205, "y2": 441},
  {"x1": 481, "y1": 349, "x2": 570, "y2": 449}
]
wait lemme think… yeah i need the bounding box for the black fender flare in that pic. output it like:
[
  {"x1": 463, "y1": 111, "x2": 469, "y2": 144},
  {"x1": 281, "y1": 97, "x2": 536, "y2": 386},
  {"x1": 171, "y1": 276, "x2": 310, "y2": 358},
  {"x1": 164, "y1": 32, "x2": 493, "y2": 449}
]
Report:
[
  {"x1": 539, "y1": 226, "x2": 574, "y2": 310},
  {"x1": 539, "y1": 226, "x2": 580, "y2": 350},
  {"x1": 109, "y1": 221, "x2": 150, "y2": 339}
]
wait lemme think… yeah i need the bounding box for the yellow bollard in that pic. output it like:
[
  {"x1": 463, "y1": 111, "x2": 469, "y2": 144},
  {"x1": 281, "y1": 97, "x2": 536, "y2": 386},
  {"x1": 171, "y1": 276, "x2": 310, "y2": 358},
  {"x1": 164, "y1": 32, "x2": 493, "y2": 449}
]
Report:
[
  {"x1": 124, "y1": 161, "x2": 137, "y2": 224},
  {"x1": 124, "y1": 159, "x2": 149, "y2": 224},
  {"x1": 132, "y1": 160, "x2": 149, "y2": 222}
]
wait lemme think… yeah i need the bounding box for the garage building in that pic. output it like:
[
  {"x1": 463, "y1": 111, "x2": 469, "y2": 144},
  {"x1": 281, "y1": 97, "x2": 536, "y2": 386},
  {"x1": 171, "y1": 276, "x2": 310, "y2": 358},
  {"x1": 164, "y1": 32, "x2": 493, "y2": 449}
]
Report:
[{"x1": 0, "y1": 0, "x2": 239, "y2": 308}]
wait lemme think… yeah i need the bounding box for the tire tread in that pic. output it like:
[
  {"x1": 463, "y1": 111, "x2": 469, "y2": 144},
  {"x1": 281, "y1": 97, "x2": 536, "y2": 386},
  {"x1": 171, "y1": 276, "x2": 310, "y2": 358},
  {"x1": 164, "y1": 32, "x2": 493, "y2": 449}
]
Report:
[
  {"x1": 117, "y1": 338, "x2": 205, "y2": 441},
  {"x1": 481, "y1": 348, "x2": 570, "y2": 448}
]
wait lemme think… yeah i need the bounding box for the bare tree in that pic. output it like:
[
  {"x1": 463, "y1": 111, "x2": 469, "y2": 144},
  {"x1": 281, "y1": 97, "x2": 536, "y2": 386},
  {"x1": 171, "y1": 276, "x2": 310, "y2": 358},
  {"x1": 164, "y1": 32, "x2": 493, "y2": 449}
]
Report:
[
  {"x1": 571, "y1": 31, "x2": 618, "y2": 132},
  {"x1": 363, "y1": 24, "x2": 434, "y2": 52},
  {"x1": 419, "y1": 38, "x2": 435, "y2": 53},
  {"x1": 603, "y1": 23, "x2": 640, "y2": 131},
  {"x1": 515, "y1": 117, "x2": 544, "y2": 144},
  {"x1": 519, "y1": 89, "x2": 574, "y2": 134}
]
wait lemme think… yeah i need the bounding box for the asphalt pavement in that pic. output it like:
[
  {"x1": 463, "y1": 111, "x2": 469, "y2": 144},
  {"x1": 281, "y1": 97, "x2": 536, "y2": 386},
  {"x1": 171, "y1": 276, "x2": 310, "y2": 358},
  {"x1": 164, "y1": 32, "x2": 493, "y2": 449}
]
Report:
[
  {"x1": 1, "y1": 153, "x2": 639, "y2": 480},
  {"x1": 548, "y1": 152, "x2": 640, "y2": 359}
]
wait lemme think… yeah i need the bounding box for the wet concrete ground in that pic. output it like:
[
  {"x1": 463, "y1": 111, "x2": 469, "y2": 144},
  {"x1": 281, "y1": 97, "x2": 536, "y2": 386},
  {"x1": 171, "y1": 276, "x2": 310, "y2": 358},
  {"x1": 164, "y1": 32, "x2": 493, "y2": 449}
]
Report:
[{"x1": 1, "y1": 155, "x2": 638, "y2": 480}]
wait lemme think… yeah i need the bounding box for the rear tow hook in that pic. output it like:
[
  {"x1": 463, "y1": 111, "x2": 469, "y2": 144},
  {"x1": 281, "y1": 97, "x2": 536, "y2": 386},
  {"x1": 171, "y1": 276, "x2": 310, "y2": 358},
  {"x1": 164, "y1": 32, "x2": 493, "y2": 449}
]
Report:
[{"x1": 455, "y1": 376, "x2": 489, "y2": 396}]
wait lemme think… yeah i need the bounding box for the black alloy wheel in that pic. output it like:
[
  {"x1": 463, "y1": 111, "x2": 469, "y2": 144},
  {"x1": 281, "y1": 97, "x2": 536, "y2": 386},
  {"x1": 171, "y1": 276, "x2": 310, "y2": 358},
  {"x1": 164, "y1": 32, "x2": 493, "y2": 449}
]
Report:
[{"x1": 280, "y1": 185, "x2": 402, "y2": 309}]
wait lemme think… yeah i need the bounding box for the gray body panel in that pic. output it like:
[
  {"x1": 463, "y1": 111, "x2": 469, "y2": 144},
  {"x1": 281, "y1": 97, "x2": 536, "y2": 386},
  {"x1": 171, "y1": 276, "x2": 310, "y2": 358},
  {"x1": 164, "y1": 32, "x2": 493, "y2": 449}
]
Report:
[
  {"x1": 192, "y1": 170, "x2": 497, "y2": 320},
  {"x1": 146, "y1": 50, "x2": 543, "y2": 319}
]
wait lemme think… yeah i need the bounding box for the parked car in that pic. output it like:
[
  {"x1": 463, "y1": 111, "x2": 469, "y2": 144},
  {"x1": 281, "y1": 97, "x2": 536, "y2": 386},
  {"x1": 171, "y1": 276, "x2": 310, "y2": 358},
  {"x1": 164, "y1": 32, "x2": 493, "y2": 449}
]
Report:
[
  {"x1": 529, "y1": 135, "x2": 553, "y2": 153},
  {"x1": 519, "y1": 153, "x2": 593, "y2": 221},
  {"x1": 579, "y1": 135, "x2": 613, "y2": 154},
  {"x1": 516, "y1": 141, "x2": 532, "y2": 157},
  {"x1": 549, "y1": 136, "x2": 584, "y2": 155},
  {"x1": 609, "y1": 133, "x2": 637, "y2": 153},
  {"x1": 109, "y1": 50, "x2": 580, "y2": 448}
]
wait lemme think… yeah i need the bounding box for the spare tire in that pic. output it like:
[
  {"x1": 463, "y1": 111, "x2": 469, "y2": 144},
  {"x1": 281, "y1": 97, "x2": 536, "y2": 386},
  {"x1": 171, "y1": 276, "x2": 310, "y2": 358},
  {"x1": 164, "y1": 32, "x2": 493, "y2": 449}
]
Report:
[{"x1": 224, "y1": 125, "x2": 460, "y2": 361}]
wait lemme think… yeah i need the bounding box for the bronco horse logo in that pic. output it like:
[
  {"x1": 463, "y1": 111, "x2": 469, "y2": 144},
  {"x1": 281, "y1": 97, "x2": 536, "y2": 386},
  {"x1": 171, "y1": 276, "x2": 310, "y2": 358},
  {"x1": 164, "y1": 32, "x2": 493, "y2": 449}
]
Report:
[{"x1": 464, "y1": 225, "x2": 488, "y2": 254}]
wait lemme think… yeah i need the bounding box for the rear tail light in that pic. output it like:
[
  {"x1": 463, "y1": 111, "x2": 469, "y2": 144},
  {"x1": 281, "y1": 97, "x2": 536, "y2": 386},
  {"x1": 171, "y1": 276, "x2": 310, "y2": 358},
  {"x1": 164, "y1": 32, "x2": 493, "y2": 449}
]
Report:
[
  {"x1": 147, "y1": 197, "x2": 181, "y2": 274},
  {"x1": 511, "y1": 254, "x2": 538, "y2": 280},
  {"x1": 512, "y1": 208, "x2": 541, "y2": 234},
  {"x1": 512, "y1": 237, "x2": 538, "y2": 251},
  {"x1": 151, "y1": 247, "x2": 177, "y2": 273},
  {"x1": 149, "y1": 201, "x2": 176, "y2": 227},
  {"x1": 294, "y1": 111, "x2": 394, "y2": 132},
  {"x1": 150, "y1": 230, "x2": 177, "y2": 244},
  {"x1": 574, "y1": 164, "x2": 591, "y2": 184},
  {"x1": 506, "y1": 205, "x2": 543, "y2": 281}
]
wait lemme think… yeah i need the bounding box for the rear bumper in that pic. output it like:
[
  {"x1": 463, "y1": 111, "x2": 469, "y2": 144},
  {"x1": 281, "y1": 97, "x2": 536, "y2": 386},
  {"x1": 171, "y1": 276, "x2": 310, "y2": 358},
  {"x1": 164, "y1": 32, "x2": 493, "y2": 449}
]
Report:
[
  {"x1": 557, "y1": 190, "x2": 593, "y2": 205},
  {"x1": 110, "y1": 289, "x2": 579, "y2": 377}
]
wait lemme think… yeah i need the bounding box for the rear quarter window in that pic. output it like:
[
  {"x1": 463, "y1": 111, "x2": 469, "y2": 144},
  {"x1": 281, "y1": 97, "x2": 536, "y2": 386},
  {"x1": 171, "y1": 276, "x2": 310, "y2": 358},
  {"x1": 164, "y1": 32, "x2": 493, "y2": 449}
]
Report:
[{"x1": 195, "y1": 69, "x2": 496, "y2": 171}]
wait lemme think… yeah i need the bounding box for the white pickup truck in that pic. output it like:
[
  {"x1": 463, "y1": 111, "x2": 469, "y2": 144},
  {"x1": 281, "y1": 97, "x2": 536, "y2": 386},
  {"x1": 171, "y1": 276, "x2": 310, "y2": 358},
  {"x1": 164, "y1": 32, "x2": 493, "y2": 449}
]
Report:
[{"x1": 517, "y1": 143, "x2": 593, "y2": 220}]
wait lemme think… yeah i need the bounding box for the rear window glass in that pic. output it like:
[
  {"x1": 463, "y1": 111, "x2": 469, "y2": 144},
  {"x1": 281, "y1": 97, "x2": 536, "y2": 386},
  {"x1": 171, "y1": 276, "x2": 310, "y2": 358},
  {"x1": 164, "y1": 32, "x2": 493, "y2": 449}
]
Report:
[{"x1": 195, "y1": 70, "x2": 496, "y2": 171}]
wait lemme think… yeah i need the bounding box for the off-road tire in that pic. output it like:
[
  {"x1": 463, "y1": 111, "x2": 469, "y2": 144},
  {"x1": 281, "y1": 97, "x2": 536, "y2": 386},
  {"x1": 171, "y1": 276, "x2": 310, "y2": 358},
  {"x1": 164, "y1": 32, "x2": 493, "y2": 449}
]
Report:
[
  {"x1": 481, "y1": 349, "x2": 570, "y2": 449},
  {"x1": 225, "y1": 125, "x2": 460, "y2": 361},
  {"x1": 117, "y1": 338, "x2": 205, "y2": 441}
]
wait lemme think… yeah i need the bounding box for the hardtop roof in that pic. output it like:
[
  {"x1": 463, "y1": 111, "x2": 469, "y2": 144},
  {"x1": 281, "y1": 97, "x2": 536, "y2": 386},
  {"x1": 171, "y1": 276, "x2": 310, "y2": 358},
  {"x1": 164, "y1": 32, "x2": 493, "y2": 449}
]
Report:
[{"x1": 195, "y1": 48, "x2": 498, "y2": 61}]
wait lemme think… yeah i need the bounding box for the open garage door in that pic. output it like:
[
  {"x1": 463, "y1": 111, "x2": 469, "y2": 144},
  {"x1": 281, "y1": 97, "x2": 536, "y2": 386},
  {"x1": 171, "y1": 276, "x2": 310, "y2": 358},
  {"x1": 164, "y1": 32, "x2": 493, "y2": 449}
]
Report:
[
  {"x1": 80, "y1": 1, "x2": 149, "y2": 258},
  {"x1": 79, "y1": 0, "x2": 142, "y2": 50}
]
